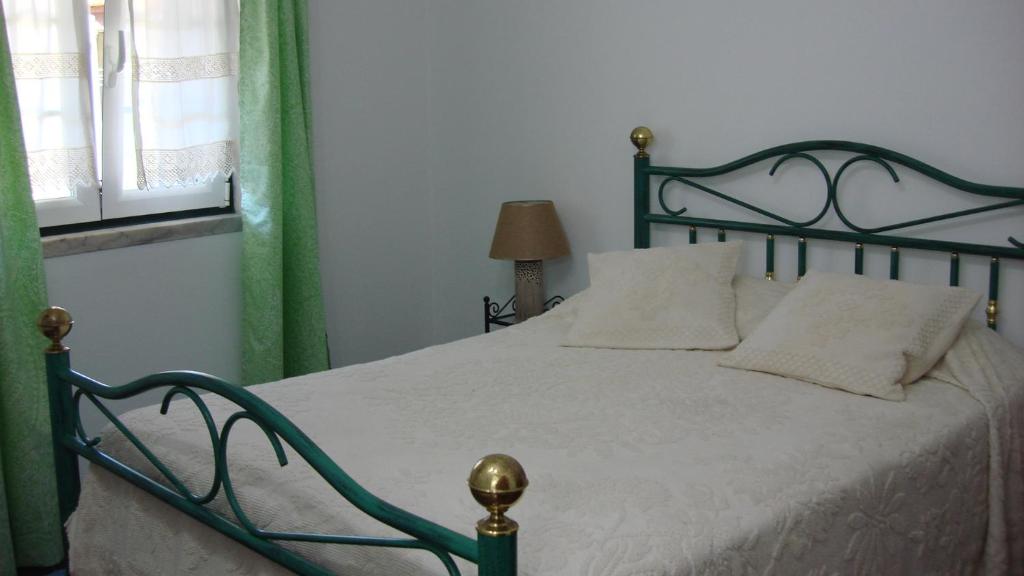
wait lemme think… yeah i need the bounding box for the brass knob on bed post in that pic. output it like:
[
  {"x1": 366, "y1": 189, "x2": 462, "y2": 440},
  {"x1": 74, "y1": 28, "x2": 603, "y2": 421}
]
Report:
[
  {"x1": 38, "y1": 306, "x2": 73, "y2": 353},
  {"x1": 630, "y1": 126, "x2": 653, "y2": 158},
  {"x1": 468, "y1": 454, "x2": 528, "y2": 536}
]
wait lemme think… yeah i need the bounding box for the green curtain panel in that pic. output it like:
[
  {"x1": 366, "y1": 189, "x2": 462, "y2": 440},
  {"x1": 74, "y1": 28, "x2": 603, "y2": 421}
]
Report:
[
  {"x1": 240, "y1": 0, "x2": 329, "y2": 385},
  {"x1": 0, "y1": 6, "x2": 63, "y2": 573}
]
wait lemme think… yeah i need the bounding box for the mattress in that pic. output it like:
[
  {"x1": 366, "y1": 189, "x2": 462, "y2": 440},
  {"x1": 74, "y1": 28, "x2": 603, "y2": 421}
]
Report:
[{"x1": 67, "y1": 298, "x2": 1024, "y2": 575}]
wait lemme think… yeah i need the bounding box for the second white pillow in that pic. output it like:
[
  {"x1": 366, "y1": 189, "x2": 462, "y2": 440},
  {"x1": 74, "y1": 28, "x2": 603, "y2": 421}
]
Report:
[{"x1": 719, "y1": 270, "x2": 980, "y2": 400}]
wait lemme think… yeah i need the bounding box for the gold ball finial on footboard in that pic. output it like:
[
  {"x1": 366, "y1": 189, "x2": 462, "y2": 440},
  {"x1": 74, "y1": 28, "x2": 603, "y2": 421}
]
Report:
[
  {"x1": 468, "y1": 454, "x2": 528, "y2": 536},
  {"x1": 38, "y1": 306, "x2": 73, "y2": 353},
  {"x1": 630, "y1": 126, "x2": 653, "y2": 158}
]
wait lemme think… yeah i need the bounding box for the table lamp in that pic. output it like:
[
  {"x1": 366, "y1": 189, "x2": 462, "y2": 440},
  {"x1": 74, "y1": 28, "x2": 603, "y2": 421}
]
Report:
[{"x1": 489, "y1": 200, "x2": 570, "y2": 322}]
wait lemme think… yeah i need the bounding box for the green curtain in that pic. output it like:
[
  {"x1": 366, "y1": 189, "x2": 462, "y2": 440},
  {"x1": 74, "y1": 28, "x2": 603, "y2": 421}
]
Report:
[
  {"x1": 0, "y1": 6, "x2": 63, "y2": 573},
  {"x1": 240, "y1": 0, "x2": 329, "y2": 385}
]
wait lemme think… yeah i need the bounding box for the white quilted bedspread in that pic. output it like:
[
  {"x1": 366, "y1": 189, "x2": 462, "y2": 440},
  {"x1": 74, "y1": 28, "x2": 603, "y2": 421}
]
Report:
[{"x1": 68, "y1": 301, "x2": 1024, "y2": 575}]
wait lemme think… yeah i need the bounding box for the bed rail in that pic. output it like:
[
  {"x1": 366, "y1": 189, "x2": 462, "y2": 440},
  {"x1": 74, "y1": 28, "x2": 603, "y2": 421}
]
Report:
[
  {"x1": 630, "y1": 126, "x2": 1024, "y2": 330},
  {"x1": 39, "y1": 307, "x2": 524, "y2": 576}
]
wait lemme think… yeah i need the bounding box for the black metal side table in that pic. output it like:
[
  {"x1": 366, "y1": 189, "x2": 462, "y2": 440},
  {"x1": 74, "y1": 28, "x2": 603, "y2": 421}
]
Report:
[{"x1": 483, "y1": 295, "x2": 565, "y2": 333}]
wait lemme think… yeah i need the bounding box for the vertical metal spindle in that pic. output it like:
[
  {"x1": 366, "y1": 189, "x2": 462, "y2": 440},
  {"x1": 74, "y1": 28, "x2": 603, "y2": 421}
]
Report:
[
  {"x1": 765, "y1": 234, "x2": 775, "y2": 280},
  {"x1": 689, "y1": 225, "x2": 697, "y2": 244},
  {"x1": 854, "y1": 243, "x2": 864, "y2": 275},
  {"x1": 38, "y1": 307, "x2": 81, "y2": 526},
  {"x1": 949, "y1": 252, "x2": 960, "y2": 286},
  {"x1": 987, "y1": 257, "x2": 1000, "y2": 330},
  {"x1": 631, "y1": 127, "x2": 652, "y2": 250},
  {"x1": 717, "y1": 228, "x2": 726, "y2": 242},
  {"x1": 797, "y1": 237, "x2": 807, "y2": 278},
  {"x1": 889, "y1": 247, "x2": 900, "y2": 280},
  {"x1": 483, "y1": 297, "x2": 492, "y2": 334}
]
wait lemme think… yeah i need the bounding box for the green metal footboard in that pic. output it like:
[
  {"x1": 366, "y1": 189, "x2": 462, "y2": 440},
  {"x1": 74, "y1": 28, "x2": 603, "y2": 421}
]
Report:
[
  {"x1": 630, "y1": 126, "x2": 1024, "y2": 330},
  {"x1": 38, "y1": 307, "x2": 525, "y2": 576}
]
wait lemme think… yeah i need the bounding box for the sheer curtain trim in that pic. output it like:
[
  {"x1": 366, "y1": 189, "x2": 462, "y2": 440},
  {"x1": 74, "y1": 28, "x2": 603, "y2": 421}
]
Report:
[
  {"x1": 135, "y1": 53, "x2": 239, "y2": 83},
  {"x1": 27, "y1": 148, "x2": 97, "y2": 198},
  {"x1": 11, "y1": 53, "x2": 86, "y2": 79},
  {"x1": 138, "y1": 140, "x2": 236, "y2": 189}
]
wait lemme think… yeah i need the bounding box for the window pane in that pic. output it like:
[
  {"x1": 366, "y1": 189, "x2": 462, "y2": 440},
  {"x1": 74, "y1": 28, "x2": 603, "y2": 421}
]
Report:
[
  {"x1": 3, "y1": 0, "x2": 99, "y2": 202},
  {"x1": 128, "y1": 0, "x2": 238, "y2": 190}
]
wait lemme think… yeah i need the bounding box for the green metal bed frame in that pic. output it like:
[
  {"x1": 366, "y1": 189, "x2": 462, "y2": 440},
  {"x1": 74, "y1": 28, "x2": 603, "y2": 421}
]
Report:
[
  {"x1": 38, "y1": 309, "x2": 527, "y2": 576},
  {"x1": 40, "y1": 126, "x2": 1022, "y2": 576},
  {"x1": 630, "y1": 126, "x2": 1023, "y2": 330}
]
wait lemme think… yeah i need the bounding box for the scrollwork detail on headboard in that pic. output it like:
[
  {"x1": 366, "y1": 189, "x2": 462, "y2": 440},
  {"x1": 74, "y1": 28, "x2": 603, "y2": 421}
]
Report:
[
  {"x1": 830, "y1": 155, "x2": 900, "y2": 234},
  {"x1": 652, "y1": 143, "x2": 1024, "y2": 251},
  {"x1": 657, "y1": 152, "x2": 834, "y2": 228}
]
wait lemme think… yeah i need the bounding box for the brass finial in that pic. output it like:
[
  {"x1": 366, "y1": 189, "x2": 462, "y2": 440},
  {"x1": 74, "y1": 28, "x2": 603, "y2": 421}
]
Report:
[
  {"x1": 38, "y1": 306, "x2": 73, "y2": 353},
  {"x1": 630, "y1": 126, "x2": 653, "y2": 158},
  {"x1": 468, "y1": 454, "x2": 528, "y2": 536},
  {"x1": 986, "y1": 299, "x2": 998, "y2": 329}
]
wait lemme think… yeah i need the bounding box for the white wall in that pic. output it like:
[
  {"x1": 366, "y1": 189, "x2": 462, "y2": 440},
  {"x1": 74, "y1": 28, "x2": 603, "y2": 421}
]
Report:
[
  {"x1": 308, "y1": 0, "x2": 437, "y2": 367},
  {"x1": 422, "y1": 0, "x2": 1024, "y2": 346},
  {"x1": 309, "y1": 0, "x2": 1024, "y2": 360},
  {"x1": 44, "y1": 233, "x2": 242, "y2": 433}
]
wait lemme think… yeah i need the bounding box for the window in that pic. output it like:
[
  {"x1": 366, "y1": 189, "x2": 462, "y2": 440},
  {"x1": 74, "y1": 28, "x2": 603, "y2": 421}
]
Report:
[{"x1": 3, "y1": 0, "x2": 239, "y2": 230}]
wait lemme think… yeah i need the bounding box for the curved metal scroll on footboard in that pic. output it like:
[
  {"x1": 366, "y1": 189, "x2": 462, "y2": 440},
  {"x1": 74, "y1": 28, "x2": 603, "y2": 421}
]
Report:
[{"x1": 39, "y1": 307, "x2": 525, "y2": 576}]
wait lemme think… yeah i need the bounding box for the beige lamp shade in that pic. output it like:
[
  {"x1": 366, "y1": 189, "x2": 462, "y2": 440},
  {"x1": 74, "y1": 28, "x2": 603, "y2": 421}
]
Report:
[{"x1": 489, "y1": 200, "x2": 570, "y2": 261}]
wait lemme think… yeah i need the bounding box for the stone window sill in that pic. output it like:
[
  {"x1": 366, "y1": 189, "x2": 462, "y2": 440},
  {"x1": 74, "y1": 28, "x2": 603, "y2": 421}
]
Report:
[{"x1": 42, "y1": 214, "x2": 242, "y2": 259}]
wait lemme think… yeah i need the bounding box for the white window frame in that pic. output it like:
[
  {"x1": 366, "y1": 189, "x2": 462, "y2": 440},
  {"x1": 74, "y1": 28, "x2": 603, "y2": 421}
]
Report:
[{"x1": 34, "y1": 184, "x2": 104, "y2": 229}]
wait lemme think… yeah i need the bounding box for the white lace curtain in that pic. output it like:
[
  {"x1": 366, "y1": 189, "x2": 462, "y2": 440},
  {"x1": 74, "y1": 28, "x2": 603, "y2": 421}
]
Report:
[
  {"x1": 129, "y1": 0, "x2": 239, "y2": 190},
  {"x1": 3, "y1": 0, "x2": 238, "y2": 199},
  {"x1": 4, "y1": 0, "x2": 97, "y2": 200}
]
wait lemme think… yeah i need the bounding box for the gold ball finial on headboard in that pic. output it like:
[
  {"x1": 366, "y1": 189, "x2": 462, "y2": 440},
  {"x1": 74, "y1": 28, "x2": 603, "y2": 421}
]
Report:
[
  {"x1": 630, "y1": 126, "x2": 653, "y2": 158},
  {"x1": 468, "y1": 453, "x2": 528, "y2": 536},
  {"x1": 38, "y1": 306, "x2": 73, "y2": 353}
]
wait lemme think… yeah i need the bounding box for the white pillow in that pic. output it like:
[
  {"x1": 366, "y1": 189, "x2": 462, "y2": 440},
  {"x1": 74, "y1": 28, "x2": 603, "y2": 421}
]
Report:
[
  {"x1": 719, "y1": 270, "x2": 980, "y2": 400},
  {"x1": 733, "y1": 275, "x2": 795, "y2": 340},
  {"x1": 562, "y1": 242, "x2": 742, "y2": 350}
]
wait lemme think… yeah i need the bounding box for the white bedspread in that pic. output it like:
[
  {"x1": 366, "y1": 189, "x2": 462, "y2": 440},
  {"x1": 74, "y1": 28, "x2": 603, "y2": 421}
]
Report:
[{"x1": 67, "y1": 303, "x2": 1024, "y2": 575}]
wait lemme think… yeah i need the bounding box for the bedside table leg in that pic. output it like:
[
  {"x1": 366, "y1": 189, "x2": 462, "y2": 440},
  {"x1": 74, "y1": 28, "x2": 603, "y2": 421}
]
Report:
[{"x1": 483, "y1": 297, "x2": 492, "y2": 333}]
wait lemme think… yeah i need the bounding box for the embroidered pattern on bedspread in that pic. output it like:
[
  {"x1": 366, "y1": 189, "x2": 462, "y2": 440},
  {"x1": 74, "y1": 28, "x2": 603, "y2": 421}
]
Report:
[{"x1": 67, "y1": 306, "x2": 1023, "y2": 575}]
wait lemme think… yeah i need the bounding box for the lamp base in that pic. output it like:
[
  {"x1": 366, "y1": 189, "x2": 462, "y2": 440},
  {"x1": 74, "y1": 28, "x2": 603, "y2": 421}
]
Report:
[{"x1": 514, "y1": 260, "x2": 545, "y2": 322}]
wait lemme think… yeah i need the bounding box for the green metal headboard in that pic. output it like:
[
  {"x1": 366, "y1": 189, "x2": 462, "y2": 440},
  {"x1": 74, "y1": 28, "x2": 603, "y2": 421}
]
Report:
[
  {"x1": 630, "y1": 126, "x2": 1024, "y2": 330},
  {"x1": 38, "y1": 307, "x2": 525, "y2": 576}
]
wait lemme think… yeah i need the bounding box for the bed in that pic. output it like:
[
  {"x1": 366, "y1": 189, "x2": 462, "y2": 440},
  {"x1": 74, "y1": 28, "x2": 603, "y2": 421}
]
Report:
[{"x1": 41, "y1": 127, "x2": 1024, "y2": 575}]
